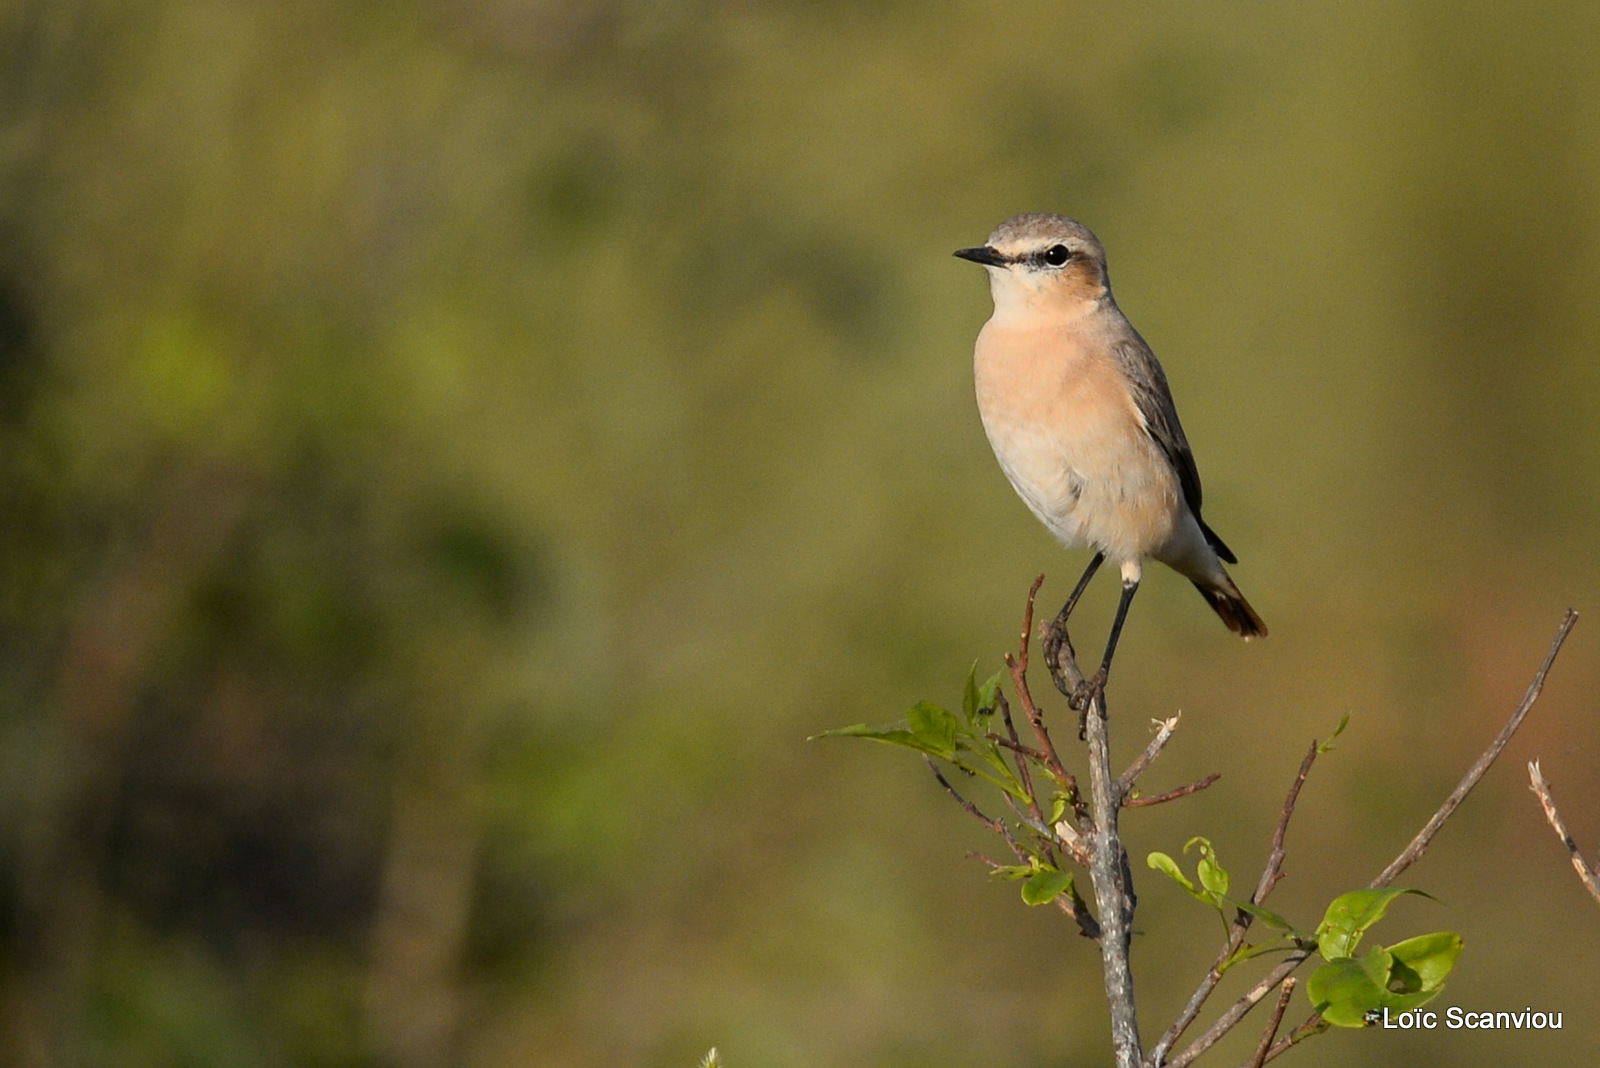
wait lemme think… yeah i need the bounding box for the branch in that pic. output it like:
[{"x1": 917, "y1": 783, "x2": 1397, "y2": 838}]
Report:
[
  {"x1": 1251, "y1": 1012, "x2": 1327, "y2": 1067},
  {"x1": 1120, "y1": 715, "x2": 1182, "y2": 793},
  {"x1": 1242, "y1": 979, "x2": 1295, "y2": 1068},
  {"x1": 926, "y1": 757, "x2": 1013, "y2": 845},
  {"x1": 1083, "y1": 685, "x2": 1142, "y2": 1067},
  {"x1": 991, "y1": 691, "x2": 1058, "y2": 865},
  {"x1": 1528, "y1": 759, "x2": 1600, "y2": 907},
  {"x1": 989, "y1": 732, "x2": 1048, "y2": 764},
  {"x1": 1370, "y1": 608, "x2": 1578, "y2": 888},
  {"x1": 1164, "y1": 951, "x2": 1314, "y2": 1068},
  {"x1": 1258, "y1": 743, "x2": 1319, "y2": 902},
  {"x1": 1005, "y1": 576, "x2": 1076, "y2": 792},
  {"x1": 1029, "y1": 575, "x2": 1141, "y2": 1066},
  {"x1": 1125, "y1": 773, "x2": 1221, "y2": 809},
  {"x1": 1149, "y1": 741, "x2": 1318, "y2": 1067},
  {"x1": 1159, "y1": 609, "x2": 1579, "y2": 1068}
]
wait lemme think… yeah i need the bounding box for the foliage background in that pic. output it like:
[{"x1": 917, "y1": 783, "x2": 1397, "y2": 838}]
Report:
[{"x1": 1, "y1": 2, "x2": 1598, "y2": 1066}]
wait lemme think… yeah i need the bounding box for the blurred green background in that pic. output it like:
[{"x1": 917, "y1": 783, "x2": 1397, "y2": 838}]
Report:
[{"x1": 1, "y1": 2, "x2": 1598, "y2": 1066}]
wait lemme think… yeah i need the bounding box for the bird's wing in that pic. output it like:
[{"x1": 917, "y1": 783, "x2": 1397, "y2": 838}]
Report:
[{"x1": 1112, "y1": 337, "x2": 1238, "y2": 564}]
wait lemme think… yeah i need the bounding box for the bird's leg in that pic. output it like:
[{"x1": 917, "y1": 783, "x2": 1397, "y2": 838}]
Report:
[
  {"x1": 1057, "y1": 552, "x2": 1106, "y2": 626},
  {"x1": 1071, "y1": 574, "x2": 1140, "y2": 715},
  {"x1": 1043, "y1": 552, "x2": 1104, "y2": 690}
]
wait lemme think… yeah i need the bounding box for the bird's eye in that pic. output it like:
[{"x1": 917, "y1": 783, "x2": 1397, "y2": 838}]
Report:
[{"x1": 1044, "y1": 244, "x2": 1072, "y2": 266}]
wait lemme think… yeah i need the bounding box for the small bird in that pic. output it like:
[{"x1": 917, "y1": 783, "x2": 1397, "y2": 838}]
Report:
[{"x1": 955, "y1": 213, "x2": 1264, "y2": 705}]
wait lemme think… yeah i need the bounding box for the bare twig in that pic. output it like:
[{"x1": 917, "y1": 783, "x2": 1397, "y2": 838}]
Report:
[
  {"x1": 1166, "y1": 951, "x2": 1313, "y2": 1068},
  {"x1": 1121, "y1": 715, "x2": 1182, "y2": 792},
  {"x1": 989, "y1": 731, "x2": 1049, "y2": 764},
  {"x1": 993, "y1": 696, "x2": 1084, "y2": 844},
  {"x1": 998, "y1": 585, "x2": 1090, "y2": 837},
  {"x1": 995, "y1": 691, "x2": 1040, "y2": 810},
  {"x1": 927, "y1": 757, "x2": 1010, "y2": 841},
  {"x1": 1160, "y1": 610, "x2": 1579, "y2": 1068},
  {"x1": 1370, "y1": 609, "x2": 1578, "y2": 888},
  {"x1": 1243, "y1": 979, "x2": 1295, "y2": 1068},
  {"x1": 1528, "y1": 760, "x2": 1600, "y2": 907},
  {"x1": 1252, "y1": 1012, "x2": 1327, "y2": 1067},
  {"x1": 1126, "y1": 773, "x2": 1222, "y2": 808},
  {"x1": 1257, "y1": 743, "x2": 1319, "y2": 901},
  {"x1": 1150, "y1": 741, "x2": 1319, "y2": 1067},
  {"x1": 991, "y1": 691, "x2": 1057, "y2": 859},
  {"x1": 1006, "y1": 576, "x2": 1075, "y2": 790}
]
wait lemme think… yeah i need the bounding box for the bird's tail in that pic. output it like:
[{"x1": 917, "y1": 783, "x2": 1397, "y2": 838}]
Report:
[{"x1": 1193, "y1": 577, "x2": 1267, "y2": 640}]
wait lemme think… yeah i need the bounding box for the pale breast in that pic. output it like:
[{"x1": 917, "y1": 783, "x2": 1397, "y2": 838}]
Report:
[{"x1": 974, "y1": 317, "x2": 1181, "y2": 561}]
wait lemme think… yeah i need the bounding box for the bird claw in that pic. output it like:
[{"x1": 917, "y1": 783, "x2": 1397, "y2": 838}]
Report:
[
  {"x1": 1042, "y1": 619, "x2": 1067, "y2": 666},
  {"x1": 1069, "y1": 670, "x2": 1106, "y2": 714},
  {"x1": 1041, "y1": 617, "x2": 1081, "y2": 695}
]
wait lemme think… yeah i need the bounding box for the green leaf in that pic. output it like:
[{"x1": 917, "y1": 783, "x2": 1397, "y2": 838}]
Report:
[
  {"x1": 1315, "y1": 888, "x2": 1427, "y2": 960},
  {"x1": 977, "y1": 670, "x2": 1004, "y2": 716},
  {"x1": 1307, "y1": 948, "x2": 1456, "y2": 1028},
  {"x1": 809, "y1": 723, "x2": 924, "y2": 747},
  {"x1": 907, "y1": 701, "x2": 961, "y2": 757},
  {"x1": 1185, "y1": 837, "x2": 1230, "y2": 897},
  {"x1": 962, "y1": 665, "x2": 1005, "y2": 726},
  {"x1": 1021, "y1": 868, "x2": 1075, "y2": 906},
  {"x1": 1306, "y1": 930, "x2": 1463, "y2": 1028},
  {"x1": 1307, "y1": 958, "x2": 1386, "y2": 1028},
  {"x1": 1358, "y1": 944, "x2": 1393, "y2": 988},
  {"x1": 955, "y1": 758, "x2": 1033, "y2": 803},
  {"x1": 1234, "y1": 900, "x2": 1302, "y2": 936},
  {"x1": 1318, "y1": 714, "x2": 1351, "y2": 753},
  {"x1": 1387, "y1": 931, "x2": 1463, "y2": 992},
  {"x1": 1148, "y1": 852, "x2": 1199, "y2": 895},
  {"x1": 986, "y1": 864, "x2": 1034, "y2": 881},
  {"x1": 1048, "y1": 794, "x2": 1068, "y2": 825},
  {"x1": 1224, "y1": 939, "x2": 1303, "y2": 969}
]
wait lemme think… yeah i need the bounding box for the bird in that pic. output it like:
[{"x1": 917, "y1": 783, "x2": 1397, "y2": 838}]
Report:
[{"x1": 955, "y1": 213, "x2": 1265, "y2": 707}]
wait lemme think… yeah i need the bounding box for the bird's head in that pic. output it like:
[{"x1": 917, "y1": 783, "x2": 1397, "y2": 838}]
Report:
[{"x1": 954, "y1": 213, "x2": 1110, "y2": 317}]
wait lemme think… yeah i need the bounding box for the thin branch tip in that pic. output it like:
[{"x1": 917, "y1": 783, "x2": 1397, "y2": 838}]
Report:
[
  {"x1": 1244, "y1": 979, "x2": 1296, "y2": 1068},
  {"x1": 1372, "y1": 607, "x2": 1578, "y2": 889},
  {"x1": 1125, "y1": 773, "x2": 1221, "y2": 809},
  {"x1": 1527, "y1": 757, "x2": 1600, "y2": 906}
]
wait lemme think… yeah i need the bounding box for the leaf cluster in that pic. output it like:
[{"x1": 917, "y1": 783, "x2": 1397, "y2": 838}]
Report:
[
  {"x1": 1147, "y1": 838, "x2": 1305, "y2": 970},
  {"x1": 1306, "y1": 890, "x2": 1463, "y2": 1028},
  {"x1": 1148, "y1": 847, "x2": 1463, "y2": 1029},
  {"x1": 815, "y1": 665, "x2": 1086, "y2": 911}
]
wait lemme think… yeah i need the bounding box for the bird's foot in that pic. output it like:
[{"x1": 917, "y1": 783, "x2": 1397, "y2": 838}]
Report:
[
  {"x1": 1069, "y1": 669, "x2": 1106, "y2": 714},
  {"x1": 1041, "y1": 619, "x2": 1076, "y2": 697}
]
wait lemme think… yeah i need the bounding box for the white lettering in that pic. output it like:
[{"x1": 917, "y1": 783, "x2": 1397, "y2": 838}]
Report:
[{"x1": 1439, "y1": 1005, "x2": 1562, "y2": 1030}]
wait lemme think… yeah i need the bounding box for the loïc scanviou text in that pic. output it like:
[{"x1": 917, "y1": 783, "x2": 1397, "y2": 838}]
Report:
[{"x1": 1380, "y1": 1007, "x2": 1563, "y2": 1030}]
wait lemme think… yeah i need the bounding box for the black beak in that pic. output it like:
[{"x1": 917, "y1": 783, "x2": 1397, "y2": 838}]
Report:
[{"x1": 953, "y1": 245, "x2": 1008, "y2": 267}]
